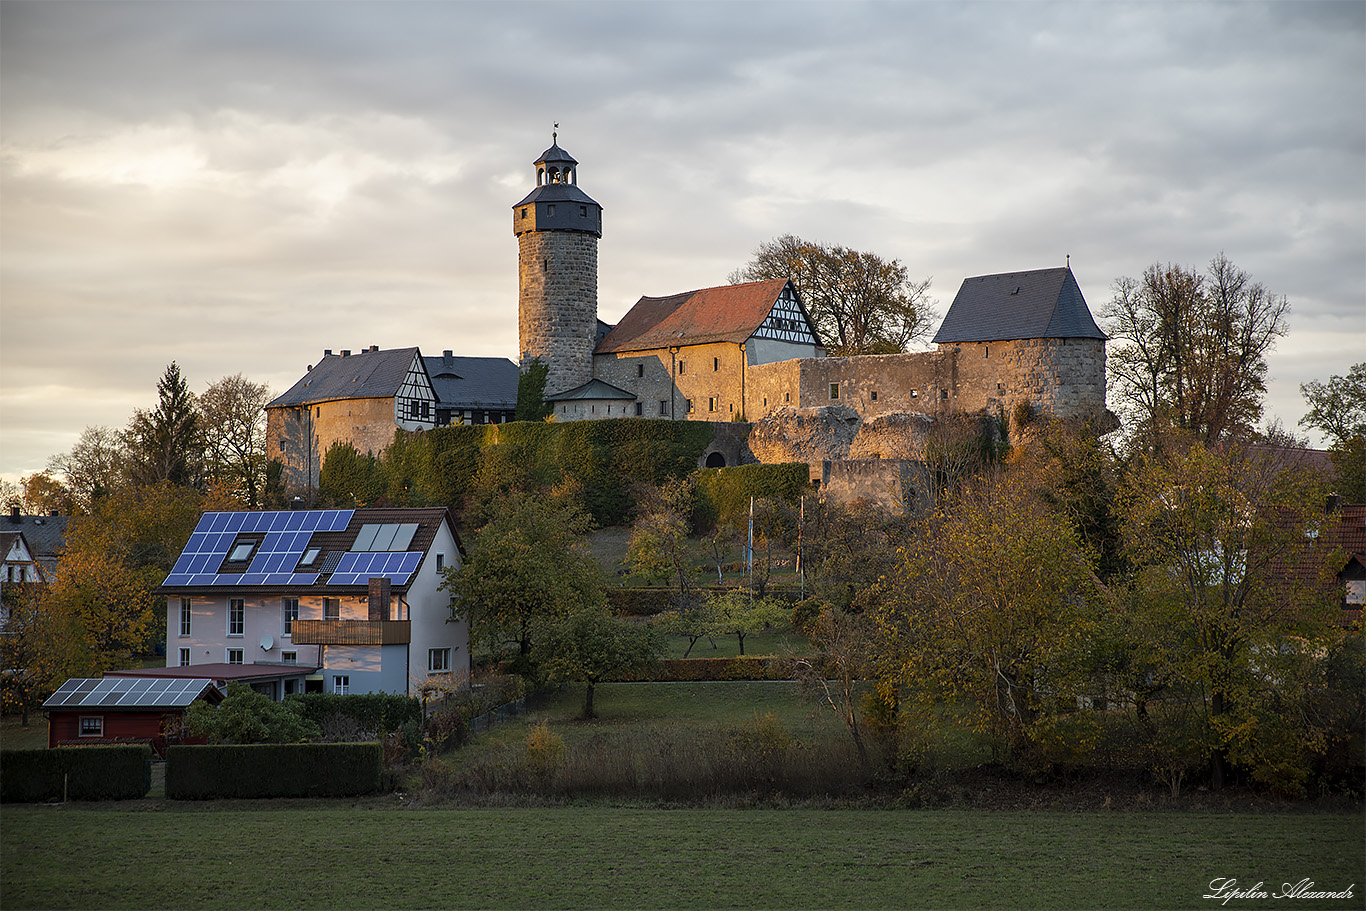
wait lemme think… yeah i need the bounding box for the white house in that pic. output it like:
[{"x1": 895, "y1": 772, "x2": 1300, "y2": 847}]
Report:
[{"x1": 157, "y1": 507, "x2": 467, "y2": 697}]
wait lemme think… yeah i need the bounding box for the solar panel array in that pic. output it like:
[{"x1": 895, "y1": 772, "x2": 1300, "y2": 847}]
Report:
[
  {"x1": 162, "y1": 510, "x2": 354, "y2": 587},
  {"x1": 43, "y1": 677, "x2": 219, "y2": 710},
  {"x1": 328, "y1": 551, "x2": 425, "y2": 586}
]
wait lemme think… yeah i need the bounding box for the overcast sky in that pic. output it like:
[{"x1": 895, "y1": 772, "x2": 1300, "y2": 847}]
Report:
[{"x1": 2, "y1": 1, "x2": 1362, "y2": 482}]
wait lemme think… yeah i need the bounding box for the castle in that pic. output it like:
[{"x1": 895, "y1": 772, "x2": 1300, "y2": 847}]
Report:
[{"x1": 267, "y1": 135, "x2": 1109, "y2": 497}]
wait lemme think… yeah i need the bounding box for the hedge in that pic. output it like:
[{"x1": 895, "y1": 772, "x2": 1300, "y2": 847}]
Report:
[
  {"x1": 284, "y1": 693, "x2": 421, "y2": 734},
  {"x1": 166, "y1": 742, "x2": 382, "y2": 799},
  {"x1": 612, "y1": 657, "x2": 796, "y2": 682},
  {"x1": 1, "y1": 746, "x2": 151, "y2": 802},
  {"x1": 318, "y1": 418, "x2": 716, "y2": 526},
  {"x1": 694, "y1": 463, "x2": 812, "y2": 528}
]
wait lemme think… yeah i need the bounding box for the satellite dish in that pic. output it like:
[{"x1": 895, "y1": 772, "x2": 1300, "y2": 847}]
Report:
[{"x1": 260, "y1": 636, "x2": 274, "y2": 651}]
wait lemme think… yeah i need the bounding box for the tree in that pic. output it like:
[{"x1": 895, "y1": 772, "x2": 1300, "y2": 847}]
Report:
[
  {"x1": 0, "y1": 584, "x2": 91, "y2": 725},
  {"x1": 627, "y1": 477, "x2": 697, "y2": 609},
  {"x1": 48, "y1": 425, "x2": 128, "y2": 512},
  {"x1": 793, "y1": 605, "x2": 876, "y2": 770},
  {"x1": 534, "y1": 608, "x2": 664, "y2": 718},
  {"x1": 441, "y1": 494, "x2": 602, "y2": 659},
  {"x1": 1103, "y1": 254, "x2": 1290, "y2": 451},
  {"x1": 1114, "y1": 440, "x2": 1334, "y2": 789},
  {"x1": 704, "y1": 590, "x2": 788, "y2": 656},
  {"x1": 125, "y1": 362, "x2": 203, "y2": 488},
  {"x1": 185, "y1": 683, "x2": 320, "y2": 744},
  {"x1": 199, "y1": 374, "x2": 272, "y2": 507},
  {"x1": 730, "y1": 234, "x2": 936, "y2": 356},
  {"x1": 1300, "y1": 363, "x2": 1366, "y2": 501}
]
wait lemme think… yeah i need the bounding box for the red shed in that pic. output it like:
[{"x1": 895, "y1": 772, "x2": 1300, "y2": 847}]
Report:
[{"x1": 42, "y1": 677, "x2": 223, "y2": 758}]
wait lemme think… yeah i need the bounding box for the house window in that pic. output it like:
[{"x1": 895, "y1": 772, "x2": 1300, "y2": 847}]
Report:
[
  {"x1": 229, "y1": 599, "x2": 244, "y2": 636},
  {"x1": 79, "y1": 717, "x2": 103, "y2": 737},
  {"x1": 281, "y1": 651, "x2": 297, "y2": 665},
  {"x1": 408, "y1": 400, "x2": 420, "y2": 419},
  {"x1": 1347, "y1": 580, "x2": 1365, "y2": 606},
  {"x1": 333, "y1": 675, "x2": 350, "y2": 695},
  {"x1": 429, "y1": 648, "x2": 452, "y2": 673},
  {"x1": 178, "y1": 647, "x2": 191, "y2": 667},
  {"x1": 678, "y1": 360, "x2": 685, "y2": 375},
  {"x1": 283, "y1": 598, "x2": 298, "y2": 636},
  {"x1": 180, "y1": 597, "x2": 192, "y2": 636},
  {"x1": 713, "y1": 358, "x2": 719, "y2": 371},
  {"x1": 436, "y1": 553, "x2": 445, "y2": 572},
  {"x1": 686, "y1": 399, "x2": 694, "y2": 414},
  {"x1": 227, "y1": 541, "x2": 256, "y2": 563},
  {"x1": 325, "y1": 598, "x2": 340, "y2": 620},
  {"x1": 708, "y1": 397, "x2": 718, "y2": 412},
  {"x1": 659, "y1": 401, "x2": 668, "y2": 416},
  {"x1": 829, "y1": 383, "x2": 839, "y2": 400},
  {"x1": 635, "y1": 402, "x2": 643, "y2": 417},
  {"x1": 421, "y1": 401, "x2": 430, "y2": 420},
  {"x1": 227, "y1": 648, "x2": 243, "y2": 665}
]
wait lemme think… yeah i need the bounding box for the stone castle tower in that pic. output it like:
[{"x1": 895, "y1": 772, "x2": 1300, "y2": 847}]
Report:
[{"x1": 513, "y1": 134, "x2": 603, "y2": 395}]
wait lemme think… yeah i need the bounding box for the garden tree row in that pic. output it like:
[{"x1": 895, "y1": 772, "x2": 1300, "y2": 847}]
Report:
[
  {"x1": 1299, "y1": 361, "x2": 1366, "y2": 502},
  {"x1": 9, "y1": 363, "x2": 275, "y2": 514}
]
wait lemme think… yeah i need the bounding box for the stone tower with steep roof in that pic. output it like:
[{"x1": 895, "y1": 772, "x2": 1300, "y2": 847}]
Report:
[{"x1": 513, "y1": 133, "x2": 603, "y2": 396}]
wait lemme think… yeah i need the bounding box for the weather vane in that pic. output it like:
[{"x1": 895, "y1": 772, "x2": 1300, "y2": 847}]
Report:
[{"x1": 553, "y1": 122, "x2": 559, "y2": 143}]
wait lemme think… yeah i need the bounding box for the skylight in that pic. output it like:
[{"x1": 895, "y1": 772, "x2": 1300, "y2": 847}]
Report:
[{"x1": 227, "y1": 541, "x2": 256, "y2": 562}]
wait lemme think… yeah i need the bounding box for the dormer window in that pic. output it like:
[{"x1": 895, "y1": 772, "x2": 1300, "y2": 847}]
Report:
[{"x1": 227, "y1": 541, "x2": 256, "y2": 563}]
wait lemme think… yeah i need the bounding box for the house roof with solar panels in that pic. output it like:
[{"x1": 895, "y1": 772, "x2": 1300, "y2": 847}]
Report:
[
  {"x1": 157, "y1": 506, "x2": 461, "y2": 596},
  {"x1": 42, "y1": 676, "x2": 223, "y2": 713}
]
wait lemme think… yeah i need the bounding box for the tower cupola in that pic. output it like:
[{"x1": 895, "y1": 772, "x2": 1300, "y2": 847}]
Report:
[{"x1": 513, "y1": 132, "x2": 602, "y2": 237}]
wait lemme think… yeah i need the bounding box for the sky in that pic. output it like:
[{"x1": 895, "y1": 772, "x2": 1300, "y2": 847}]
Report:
[{"x1": 2, "y1": 1, "x2": 1363, "y2": 483}]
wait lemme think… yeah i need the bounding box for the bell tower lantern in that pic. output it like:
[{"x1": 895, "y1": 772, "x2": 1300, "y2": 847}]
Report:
[{"x1": 513, "y1": 131, "x2": 603, "y2": 395}]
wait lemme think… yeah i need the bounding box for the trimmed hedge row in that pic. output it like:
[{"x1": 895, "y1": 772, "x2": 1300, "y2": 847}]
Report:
[
  {"x1": 166, "y1": 743, "x2": 382, "y2": 799},
  {"x1": 284, "y1": 692, "x2": 421, "y2": 734},
  {"x1": 1, "y1": 746, "x2": 151, "y2": 802},
  {"x1": 613, "y1": 657, "x2": 796, "y2": 682}
]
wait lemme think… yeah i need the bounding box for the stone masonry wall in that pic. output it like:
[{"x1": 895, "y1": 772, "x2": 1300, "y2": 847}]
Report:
[
  {"x1": 947, "y1": 338, "x2": 1107, "y2": 426},
  {"x1": 592, "y1": 342, "x2": 749, "y2": 420},
  {"x1": 519, "y1": 231, "x2": 598, "y2": 396},
  {"x1": 266, "y1": 397, "x2": 398, "y2": 494}
]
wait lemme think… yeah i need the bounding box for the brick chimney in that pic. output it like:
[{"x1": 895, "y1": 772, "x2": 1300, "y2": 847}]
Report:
[{"x1": 368, "y1": 577, "x2": 392, "y2": 621}]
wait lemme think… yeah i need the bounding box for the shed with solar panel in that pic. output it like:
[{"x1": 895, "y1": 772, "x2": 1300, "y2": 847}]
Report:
[
  {"x1": 157, "y1": 507, "x2": 466, "y2": 697},
  {"x1": 42, "y1": 676, "x2": 223, "y2": 757}
]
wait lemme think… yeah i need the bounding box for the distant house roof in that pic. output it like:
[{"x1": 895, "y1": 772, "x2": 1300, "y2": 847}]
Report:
[
  {"x1": 42, "y1": 676, "x2": 223, "y2": 712},
  {"x1": 597, "y1": 279, "x2": 796, "y2": 353},
  {"x1": 1262, "y1": 502, "x2": 1366, "y2": 626},
  {"x1": 157, "y1": 506, "x2": 460, "y2": 596},
  {"x1": 268, "y1": 347, "x2": 427, "y2": 408},
  {"x1": 424, "y1": 354, "x2": 518, "y2": 411},
  {"x1": 545, "y1": 378, "x2": 636, "y2": 402},
  {"x1": 2, "y1": 512, "x2": 68, "y2": 576},
  {"x1": 933, "y1": 267, "x2": 1106, "y2": 344}
]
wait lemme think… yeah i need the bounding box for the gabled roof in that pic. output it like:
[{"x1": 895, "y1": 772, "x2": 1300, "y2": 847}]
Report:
[
  {"x1": 596, "y1": 279, "x2": 795, "y2": 354},
  {"x1": 268, "y1": 347, "x2": 428, "y2": 408},
  {"x1": 0, "y1": 531, "x2": 30, "y2": 561},
  {"x1": 424, "y1": 354, "x2": 518, "y2": 410},
  {"x1": 933, "y1": 267, "x2": 1106, "y2": 344},
  {"x1": 42, "y1": 676, "x2": 222, "y2": 711},
  {"x1": 2, "y1": 513, "x2": 68, "y2": 573},
  {"x1": 158, "y1": 506, "x2": 460, "y2": 595},
  {"x1": 545, "y1": 378, "x2": 636, "y2": 402}
]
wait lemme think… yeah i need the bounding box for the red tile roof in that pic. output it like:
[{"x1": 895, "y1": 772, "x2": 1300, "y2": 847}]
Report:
[
  {"x1": 596, "y1": 279, "x2": 792, "y2": 354},
  {"x1": 1263, "y1": 504, "x2": 1366, "y2": 626}
]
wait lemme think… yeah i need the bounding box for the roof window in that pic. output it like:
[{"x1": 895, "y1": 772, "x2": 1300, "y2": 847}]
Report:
[
  {"x1": 227, "y1": 541, "x2": 257, "y2": 563},
  {"x1": 351, "y1": 523, "x2": 419, "y2": 552}
]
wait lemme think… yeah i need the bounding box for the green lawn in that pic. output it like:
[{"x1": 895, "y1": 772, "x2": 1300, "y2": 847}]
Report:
[
  {"x1": 1, "y1": 715, "x2": 48, "y2": 751},
  {"x1": 2, "y1": 805, "x2": 1360, "y2": 910}
]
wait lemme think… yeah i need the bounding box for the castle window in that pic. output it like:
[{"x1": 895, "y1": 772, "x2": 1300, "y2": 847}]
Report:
[
  {"x1": 984, "y1": 346, "x2": 989, "y2": 358},
  {"x1": 871, "y1": 391, "x2": 878, "y2": 402},
  {"x1": 580, "y1": 206, "x2": 587, "y2": 217},
  {"x1": 686, "y1": 399, "x2": 694, "y2": 414},
  {"x1": 678, "y1": 360, "x2": 685, "y2": 375},
  {"x1": 709, "y1": 397, "x2": 718, "y2": 412},
  {"x1": 941, "y1": 389, "x2": 949, "y2": 401},
  {"x1": 829, "y1": 383, "x2": 839, "y2": 400},
  {"x1": 713, "y1": 358, "x2": 719, "y2": 371},
  {"x1": 521, "y1": 207, "x2": 528, "y2": 218},
  {"x1": 635, "y1": 402, "x2": 643, "y2": 417},
  {"x1": 547, "y1": 204, "x2": 556, "y2": 216},
  {"x1": 763, "y1": 398, "x2": 767, "y2": 407},
  {"x1": 910, "y1": 390, "x2": 918, "y2": 399},
  {"x1": 637, "y1": 364, "x2": 644, "y2": 378},
  {"x1": 785, "y1": 393, "x2": 790, "y2": 403},
  {"x1": 659, "y1": 401, "x2": 669, "y2": 416}
]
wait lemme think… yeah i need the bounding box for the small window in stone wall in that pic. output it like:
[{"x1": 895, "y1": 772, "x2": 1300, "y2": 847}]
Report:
[
  {"x1": 709, "y1": 397, "x2": 718, "y2": 412},
  {"x1": 871, "y1": 391, "x2": 878, "y2": 402},
  {"x1": 635, "y1": 402, "x2": 643, "y2": 416},
  {"x1": 785, "y1": 393, "x2": 790, "y2": 402},
  {"x1": 679, "y1": 360, "x2": 685, "y2": 375},
  {"x1": 637, "y1": 363, "x2": 644, "y2": 378},
  {"x1": 686, "y1": 399, "x2": 694, "y2": 414},
  {"x1": 985, "y1": 346, "x2": 989, "y2": 358},
  {"x1": 659, "y1": 400, "x2": 669, "y2": 416},
  {"x1": 941, "y1": 389, "x2": 949, "y2": 401},
  {"x1": 713, "y1": 358, "x2": 719, "y2": 371},
  {"x1": 910, "y1": 390, "x2": 918, "y2": 399},
  {"x1": 830, "y1": 383, "x2": 839, "y2": 400}
]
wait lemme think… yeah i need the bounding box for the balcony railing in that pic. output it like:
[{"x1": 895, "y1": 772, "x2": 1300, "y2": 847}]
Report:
[{"x1": 290, "y1": 619, "x2": 411, "y2": 646}]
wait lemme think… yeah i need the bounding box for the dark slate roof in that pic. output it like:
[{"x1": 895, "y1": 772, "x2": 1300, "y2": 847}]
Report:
[
  {"x1": 267, "y1": 347, "x2": 425, "y2": 408},
  {"x1": 512, "y1": 181, "x2": 600, "y2": 208},
  {"x1": 425, "y1": 355, "x2": 518, "y2": 410},
  {"x1": 2, "y1": 513, "x2": 68, "y2": 574},
  {"x1": 932, "y1": 268, "x2": 1106, "y2": 344},
  {"x1": 596, "y1": 279, "x2": 794, "y2": 354},
  {"x1": 536, "y1": 140, "x2": 578, "y2": 166},
  {"x1": 545, "y1": 378, "x2": 637, "y2": 402}
]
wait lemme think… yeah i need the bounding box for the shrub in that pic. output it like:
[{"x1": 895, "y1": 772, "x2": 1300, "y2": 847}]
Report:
[
  {"x1": 286, "y1": 692, "x2": 421, "y2": 736},
  {"x1": 525, "y1": 721, "x2": 566, "y2": 778},
  {"x1": 1, "y1": 746, "x2": 152, "y2": 802},
  {"x1": 694, "y1": 463, "x2": 811, "y2": 529}
]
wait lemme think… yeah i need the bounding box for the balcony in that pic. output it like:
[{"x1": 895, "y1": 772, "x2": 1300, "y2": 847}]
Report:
[{"x1": 290, "y1": 619, "x2": 411, "y2": 646}]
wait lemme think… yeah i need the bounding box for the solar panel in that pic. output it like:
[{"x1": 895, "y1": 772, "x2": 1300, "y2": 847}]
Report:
[
  {"x1": 328, "y1": 551, "x2": 424, "y2": 586},
  {"x1": 41, "y1": 677, "x2": 220, "y2": 710},
  {"x1": 162, "y1": 510, "x2": 355, "y2": 587}
]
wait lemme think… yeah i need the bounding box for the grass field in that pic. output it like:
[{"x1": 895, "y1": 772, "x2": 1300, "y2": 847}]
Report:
[{"x1": 2, "y1": 805, "x2": 1361, "y2": 910}]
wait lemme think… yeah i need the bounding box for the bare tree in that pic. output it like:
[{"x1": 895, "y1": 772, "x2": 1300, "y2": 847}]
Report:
[
  {"x1": 199, "y1": 374, "x2": 272, "y2": 507},
  {"x1": 730, "y1": 234, "x2": 936, "y2": 356}
]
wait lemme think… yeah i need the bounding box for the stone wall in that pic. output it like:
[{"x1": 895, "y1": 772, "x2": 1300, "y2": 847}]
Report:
[
  {"x1": 591, "y1": 341, "x2": 750, "y2": 421},
  {"x1": 518, "y1": 231, "x2": 598, "y2": 396},
  {"x1": 947, "y1": 338, "x2": 1107, "y2": 426},
  {"x1": 821, "y1": 459, "x2": 934, "y2": 515},
  {"x1": 266, "y1": 397, "x2": 398, "y2": 494}
]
